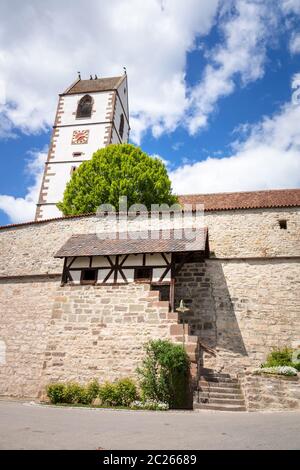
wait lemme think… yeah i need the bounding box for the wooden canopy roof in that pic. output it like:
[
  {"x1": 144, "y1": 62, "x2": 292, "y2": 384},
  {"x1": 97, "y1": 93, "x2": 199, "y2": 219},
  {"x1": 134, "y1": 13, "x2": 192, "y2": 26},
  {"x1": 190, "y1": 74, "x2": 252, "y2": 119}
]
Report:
[{"x1": 55, "y1": 228, "x2": 208, "y2": 258}]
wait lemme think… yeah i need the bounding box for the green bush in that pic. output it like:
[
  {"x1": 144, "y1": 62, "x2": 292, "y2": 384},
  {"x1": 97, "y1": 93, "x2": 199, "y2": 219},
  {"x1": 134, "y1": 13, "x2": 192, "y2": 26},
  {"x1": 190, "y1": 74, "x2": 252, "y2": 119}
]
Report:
[
  {"x1": 115, "y1": 378, "x2": 138, "y2": 406},
  {"x1": 137, "y1": 339, "x2": 190, "y2": 409},
  {"x1": 62, "y1": 382, "x2": 86, "y2": 404},
  {"x1": 98, "y1": 378, "x2": 138, "y2": 407},
  {"x1": 46, "y1": 383, "x2": 65, "y2": 404},
  {"x1": 46, "y1": 380, "x2": 100, "y2": 405},
  {"x1": 263, "y1": 347, "x2": 293, "y2": 368},
  {"x1": 98, "y1": 382, "x2": 119, "y2": 407}
]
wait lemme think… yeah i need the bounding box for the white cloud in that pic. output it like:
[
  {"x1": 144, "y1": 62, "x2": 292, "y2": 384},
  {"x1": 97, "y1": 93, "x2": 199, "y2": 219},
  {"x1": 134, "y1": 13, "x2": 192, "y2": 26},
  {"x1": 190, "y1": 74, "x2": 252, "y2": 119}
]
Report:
[
  {"x1": 0, "y1": 0, "x2": 219, "y2": 143},
  {"x1": 281, "y1": 0, "x2": 300, "y2": 14},
  {"x1": 0, "y1": 149, "x2": 46, "y2": 223},
  {"x1": 170, "y1": 99, "x2": 300, "y2": 194},
  {"x1": 290, "y1": 32, "x2": 300, "y2": 53},
  {"x1": 187, "y1": 0, "x2": 278, "y2": 134}
]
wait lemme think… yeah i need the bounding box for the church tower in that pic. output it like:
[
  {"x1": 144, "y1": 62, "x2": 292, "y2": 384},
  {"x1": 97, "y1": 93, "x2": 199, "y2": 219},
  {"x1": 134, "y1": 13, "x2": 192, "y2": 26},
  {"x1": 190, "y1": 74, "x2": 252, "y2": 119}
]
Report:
[{"x1": 35, "y1": 74, "x2": 129, "y2": 221}]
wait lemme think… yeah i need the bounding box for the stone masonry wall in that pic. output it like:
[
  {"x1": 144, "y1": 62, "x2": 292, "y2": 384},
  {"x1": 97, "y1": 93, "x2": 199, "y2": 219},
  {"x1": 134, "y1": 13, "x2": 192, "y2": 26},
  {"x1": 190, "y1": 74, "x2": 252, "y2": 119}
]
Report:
[
  {"x1": 40, "y1": 283, "x2": 179, "y2": 393},
  {"x1": 0, "y1": 207, "x2": 299, "y2": 278},
  {"x1": 0, "y1": 277, "x2": 59, "y2": 397},
  {"x1": 239, "y1": 373, "x2": 300, "y2": 410},
  {"x1": 0, "y1": 207, "x2": 299, "y2": 398},
  {"x1": 0, "y1": 278, "x2": 197, "y2": 398},
  {"x1": 175, "y1": 259, "x2": 300, "y2": 375}
]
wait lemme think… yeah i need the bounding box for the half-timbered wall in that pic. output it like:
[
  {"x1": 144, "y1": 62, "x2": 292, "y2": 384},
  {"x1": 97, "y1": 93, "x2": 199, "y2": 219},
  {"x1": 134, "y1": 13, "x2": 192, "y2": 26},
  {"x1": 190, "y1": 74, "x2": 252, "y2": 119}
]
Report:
[{"x1": 64, "y1": 253, "x2": 171, "y2": 284}]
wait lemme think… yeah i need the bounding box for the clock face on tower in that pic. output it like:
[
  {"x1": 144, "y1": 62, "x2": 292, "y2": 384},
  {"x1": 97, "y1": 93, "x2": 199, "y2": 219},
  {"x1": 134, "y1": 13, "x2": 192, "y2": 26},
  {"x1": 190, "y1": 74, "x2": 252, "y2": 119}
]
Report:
[{"x1": 72, "y1": 129, "x2": 89, "y2": 145}]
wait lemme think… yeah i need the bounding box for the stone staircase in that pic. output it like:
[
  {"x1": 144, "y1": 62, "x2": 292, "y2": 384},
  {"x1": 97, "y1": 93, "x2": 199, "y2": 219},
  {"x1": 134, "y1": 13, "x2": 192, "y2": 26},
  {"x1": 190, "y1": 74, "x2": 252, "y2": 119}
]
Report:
[{"x1": 194, "y1": 368, "x2": 246, "y2": 411}]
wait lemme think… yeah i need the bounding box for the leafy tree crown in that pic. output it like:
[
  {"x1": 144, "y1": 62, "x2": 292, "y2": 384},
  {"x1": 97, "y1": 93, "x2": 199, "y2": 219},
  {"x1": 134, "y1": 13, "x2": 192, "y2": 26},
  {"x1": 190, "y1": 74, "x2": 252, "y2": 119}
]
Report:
[{"x1": 57, "y1": 143, "x2": 178, "y2": 215}]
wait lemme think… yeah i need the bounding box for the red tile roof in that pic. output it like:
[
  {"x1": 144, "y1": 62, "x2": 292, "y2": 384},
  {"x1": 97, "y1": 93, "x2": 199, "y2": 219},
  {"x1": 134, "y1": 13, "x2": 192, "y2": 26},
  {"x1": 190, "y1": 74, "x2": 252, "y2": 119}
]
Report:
[
  {"x1": 179, "y1": 189, "x2": 300, "y2": 211},
  {"x1": 0, "y1": 189, "x2": 299, "y2": 231},
  {"x1": 62, "y1": 76, "x2": 124, "y2": 95}
]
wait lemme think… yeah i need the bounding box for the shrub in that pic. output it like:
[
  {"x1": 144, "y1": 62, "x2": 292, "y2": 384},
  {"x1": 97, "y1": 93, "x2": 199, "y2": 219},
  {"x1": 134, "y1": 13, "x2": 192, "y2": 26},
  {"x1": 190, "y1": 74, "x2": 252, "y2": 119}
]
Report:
[
  {"x1": 98, "y1": 382, "x2": 119, "y2": 407},
  {"x1": 46, "y1": 383, "x2": 66, "y2": 404},
  {"x1": 115, "y1": 378, "x2": 138, "y2": 406},
  {"x1": 98, "y1": 378, "x2": 138, "y2": 407},
  {"x1": 263, "y1": 347, "x2": 294, "y2": 368},
  {"x1": 137, "y1": 339, "x2": 190, "y2": 409},
  {"x1": 62, "y1": 382, "x2": 86, "y2": 404},
  {"x1": 47, "y1": 381, "x2": 100, "y2": 405}
]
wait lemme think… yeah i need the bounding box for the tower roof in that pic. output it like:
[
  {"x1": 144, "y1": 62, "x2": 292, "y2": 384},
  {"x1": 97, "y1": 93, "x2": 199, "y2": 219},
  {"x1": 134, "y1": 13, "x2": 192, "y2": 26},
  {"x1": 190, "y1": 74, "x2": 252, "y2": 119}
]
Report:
[{"x1": 62, "y1": 75, "x2": 125, "y2": 95}]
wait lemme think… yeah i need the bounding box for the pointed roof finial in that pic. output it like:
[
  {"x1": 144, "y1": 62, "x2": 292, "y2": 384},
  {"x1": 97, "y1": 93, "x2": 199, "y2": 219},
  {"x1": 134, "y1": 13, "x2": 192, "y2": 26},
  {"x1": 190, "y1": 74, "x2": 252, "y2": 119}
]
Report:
[
  {"x1": 95, "y1": 74, "x2": 98, "y2": 79},
  {"x1": 77, "y1": 71, "x2": 81, "y2": 80},
  {"x1": 123, "y1": 66, "x2": 127, "y2": 75},
  {"x1": 90, "y1": 74, "x2": 93, "y2": 80}
]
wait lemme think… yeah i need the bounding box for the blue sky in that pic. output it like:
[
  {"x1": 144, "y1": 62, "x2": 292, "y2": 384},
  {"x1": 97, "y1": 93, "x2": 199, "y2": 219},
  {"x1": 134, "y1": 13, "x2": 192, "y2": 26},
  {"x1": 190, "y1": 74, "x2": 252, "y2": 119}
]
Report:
[{"x1": 1, "y1": 0, "x2": 300, "y2": 226}]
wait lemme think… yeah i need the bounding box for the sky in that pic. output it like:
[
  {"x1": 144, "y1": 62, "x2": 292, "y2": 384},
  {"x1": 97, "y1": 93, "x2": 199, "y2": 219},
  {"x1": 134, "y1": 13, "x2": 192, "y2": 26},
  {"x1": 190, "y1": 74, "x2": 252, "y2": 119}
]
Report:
[{"x1": 0, "y1": 0, "x2": 300, "y2": 226}]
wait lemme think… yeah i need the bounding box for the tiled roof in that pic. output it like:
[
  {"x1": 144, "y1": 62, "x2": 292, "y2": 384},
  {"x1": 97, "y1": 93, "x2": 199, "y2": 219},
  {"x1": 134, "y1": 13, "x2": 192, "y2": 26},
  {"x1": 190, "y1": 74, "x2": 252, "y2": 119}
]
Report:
[
  {"x1": 54, "y1": 229, "x2": 208, "y2": 258},
  {"x1": 0, "y1": 189, "x2": 299, "y2": 231},
  {"x1": 62, "y1": 76, "x2": 124, "y2": 95},
  {"x1": 179, "y1": 189, "x2": 300, "y2": 211}
]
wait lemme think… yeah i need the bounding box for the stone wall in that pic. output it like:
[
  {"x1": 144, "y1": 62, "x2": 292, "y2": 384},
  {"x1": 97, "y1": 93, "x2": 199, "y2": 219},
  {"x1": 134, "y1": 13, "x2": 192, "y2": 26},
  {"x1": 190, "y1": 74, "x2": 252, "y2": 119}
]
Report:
[
  {"x1": 0, "y1": 277, "x2": 59, "y2": 397},
  {"x1": 40, "y1": 283, "x2": 178, "y2": 393},
  {"x1": 0, "y1": 207, "x2": 299, "y2": 278},
  {"x1": 0, "y1": 207, "x2": 299, "y2": 398},
  {"x1": 239, "y1": 373, "x2": 300, "y2": 410},
  {"x1": 174, "y1": 259, "x2": 300, "y2": 375},
  {"x1": 0, "y1": 278, "x2": 197, "y2": 398}
]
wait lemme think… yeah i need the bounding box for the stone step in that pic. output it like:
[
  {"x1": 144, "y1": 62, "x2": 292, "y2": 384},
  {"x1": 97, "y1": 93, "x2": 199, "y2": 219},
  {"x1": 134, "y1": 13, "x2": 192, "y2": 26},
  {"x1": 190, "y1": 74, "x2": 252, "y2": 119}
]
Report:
[
  {"x1": 197, "y1": 391, "x2": 243, "y2": 399},
  {"x1": 200, "y1": 372, "x2": 232, "y2": 379},
  {"x1": 196, "y1": 397, "x2": 245, "y2": 405},
  {"x1": 198, "y1": 388, "x2": 243, "y2": 396},
  {"x1": 194, "y1": 403, "x2": 247, "y2": 412},
  {"x1": 199, "y1": 376, "x2": 239, "y2": 383},
  {"x1": 198, "y1": 380, "x2": 240, "y2": 389}
]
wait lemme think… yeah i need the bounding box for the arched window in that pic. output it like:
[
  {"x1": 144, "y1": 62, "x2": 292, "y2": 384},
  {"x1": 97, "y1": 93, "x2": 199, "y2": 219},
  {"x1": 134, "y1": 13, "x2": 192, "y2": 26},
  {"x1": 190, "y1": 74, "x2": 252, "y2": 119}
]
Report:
[
  {"x1": 119, "y1": 113, "x2": 124, "y2": 139},
  {"x1": 76, "y1": 95, "x2": 93, "y2": 118}
]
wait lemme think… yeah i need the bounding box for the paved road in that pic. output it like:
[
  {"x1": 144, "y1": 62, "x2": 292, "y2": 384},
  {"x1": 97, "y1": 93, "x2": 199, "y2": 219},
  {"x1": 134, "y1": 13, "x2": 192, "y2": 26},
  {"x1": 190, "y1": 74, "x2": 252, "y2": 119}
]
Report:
[{"x1": 0, "y1": 400, "x2": 299, "y2": 450}]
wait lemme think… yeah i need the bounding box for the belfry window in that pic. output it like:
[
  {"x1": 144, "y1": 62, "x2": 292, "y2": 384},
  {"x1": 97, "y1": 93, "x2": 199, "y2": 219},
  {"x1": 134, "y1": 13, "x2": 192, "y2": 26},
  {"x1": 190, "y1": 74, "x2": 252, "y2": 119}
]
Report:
[
  {"x1": 76, "y1": 95, "x2": 93, "y2": 118},
  {"x1": 119, "y1": 113, "x2": 124, "y2": 139}
]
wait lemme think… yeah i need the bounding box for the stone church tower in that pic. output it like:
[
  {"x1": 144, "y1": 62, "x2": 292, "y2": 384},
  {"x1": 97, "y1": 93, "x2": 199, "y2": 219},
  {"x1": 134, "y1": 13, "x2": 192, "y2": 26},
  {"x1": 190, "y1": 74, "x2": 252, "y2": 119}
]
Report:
[{"x1": 35, "y1": 74, "x2": 129, "y2": 221}]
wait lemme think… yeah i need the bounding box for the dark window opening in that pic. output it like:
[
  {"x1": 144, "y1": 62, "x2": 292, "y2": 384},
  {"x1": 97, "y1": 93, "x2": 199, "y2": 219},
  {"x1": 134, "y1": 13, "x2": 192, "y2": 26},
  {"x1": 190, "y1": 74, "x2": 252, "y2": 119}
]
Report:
[
  {"x1": 81, "y1": 269, "x2": 97, "y2": 283},
  {"x1": 73, "y1": 152, "x2": 83, "y2": 158},
  {"x1": 135, "y1": 267, "x2": 152, "y2": 281},
  {"x1": 70, "y1": 166, "x2": 77, "y2": 175},
  {"x1": 279, "y1": 219, "x2": 287, "y2": 230},
  {"x1": 76, "y1": 95, "x2": 93, "y2": 118},
  {"x1": 151, "y1": 284, "x2": 170, "y2": 301},
  {"x1": 119, "y1": 113, "x2": 124, "y2": 139}
]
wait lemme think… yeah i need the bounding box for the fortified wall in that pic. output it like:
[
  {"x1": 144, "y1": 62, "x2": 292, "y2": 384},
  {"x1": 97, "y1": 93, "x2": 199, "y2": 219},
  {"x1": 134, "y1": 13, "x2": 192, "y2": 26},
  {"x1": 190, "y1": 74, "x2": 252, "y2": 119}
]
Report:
[{"x1": 0, "y1": 190, "x2": 299, "y2": 398}]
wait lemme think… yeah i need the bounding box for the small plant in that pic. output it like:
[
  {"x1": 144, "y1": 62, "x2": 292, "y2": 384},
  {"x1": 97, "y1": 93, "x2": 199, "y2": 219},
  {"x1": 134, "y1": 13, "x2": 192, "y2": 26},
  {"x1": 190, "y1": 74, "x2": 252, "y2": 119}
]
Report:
[
  {"x1": 261, "y1": 347, "x2": 300, "y2": 372},
  {"x1": 98, "y1": 382, "x2": 118, "y2": 407},
  {"x1": 46, "y1": 383, "x2": 65, "y2": 404},
  {"x1": 137, "y1": 339, "x2": 190, "y2": 409},
  {"x1": 131, "y1": 400, "x2": 169, "y2": 411},
  {"x1": 263, "y1": 347, "x2": 294, "y2": 367},
  {"x1": 254, "y1": 366, "x2": 298, "y2": 377},
  {"x1": 46, "y1": 380, "x2": 101, "y2": 405},
  {"x1": 115, "y1": 378, "x2": 138, "y2": 407},
  {"x1": 62, "y1": 382, "x2": 86, "y2": 404},
  {"x1": 98, "y1": 378, "x2": 138, "y2": 407}
]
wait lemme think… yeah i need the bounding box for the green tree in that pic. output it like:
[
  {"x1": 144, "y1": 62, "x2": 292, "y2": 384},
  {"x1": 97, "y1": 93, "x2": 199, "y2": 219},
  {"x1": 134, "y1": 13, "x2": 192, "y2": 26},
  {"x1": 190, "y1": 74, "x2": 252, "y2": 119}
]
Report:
[{"x1": 57, "y1": 144, "x2": 178, "y2": 215}]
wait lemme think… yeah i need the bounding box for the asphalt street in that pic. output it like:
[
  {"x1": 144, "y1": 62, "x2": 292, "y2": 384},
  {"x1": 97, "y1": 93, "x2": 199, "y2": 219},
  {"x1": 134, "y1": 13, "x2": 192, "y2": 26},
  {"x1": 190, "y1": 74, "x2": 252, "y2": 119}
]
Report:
[{"x1": 0, "y1": 400, "x2": 299, "y2": 450}]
